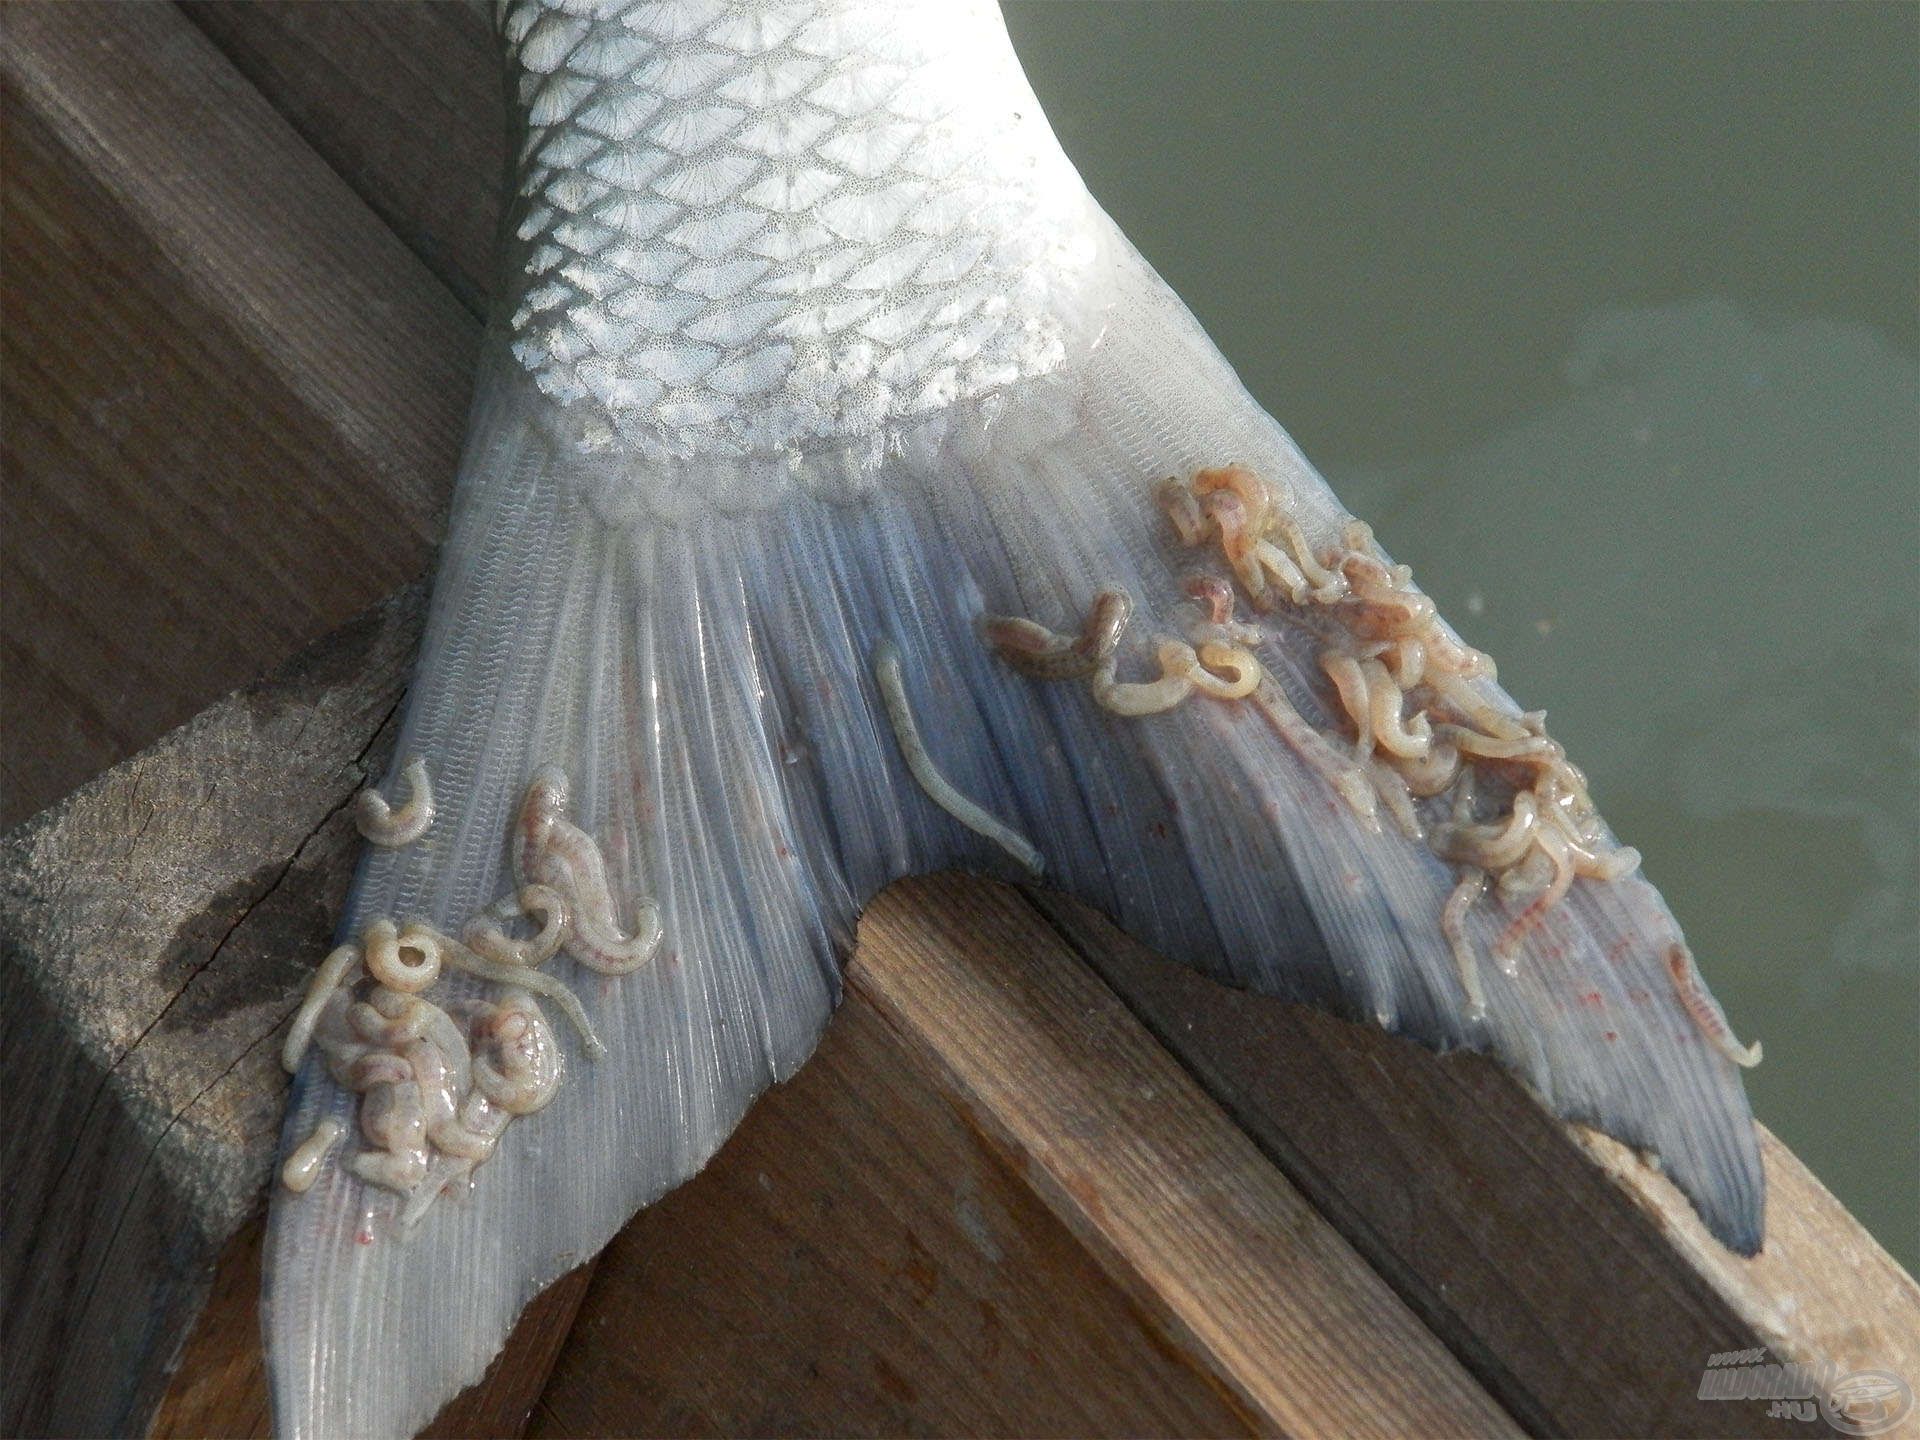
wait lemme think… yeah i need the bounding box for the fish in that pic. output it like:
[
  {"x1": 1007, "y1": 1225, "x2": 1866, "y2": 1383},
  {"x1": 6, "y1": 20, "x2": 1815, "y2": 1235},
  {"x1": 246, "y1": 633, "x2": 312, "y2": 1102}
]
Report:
[{"x1": 266, "y1": 1, "x2": 1765, "y2": 1434}]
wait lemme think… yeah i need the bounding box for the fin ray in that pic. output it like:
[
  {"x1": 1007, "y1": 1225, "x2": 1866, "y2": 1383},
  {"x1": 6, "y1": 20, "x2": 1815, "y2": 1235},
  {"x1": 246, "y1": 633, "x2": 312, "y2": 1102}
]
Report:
[{"x1": 268, "y1": 237, "x2": 1761, "y2": 1440}]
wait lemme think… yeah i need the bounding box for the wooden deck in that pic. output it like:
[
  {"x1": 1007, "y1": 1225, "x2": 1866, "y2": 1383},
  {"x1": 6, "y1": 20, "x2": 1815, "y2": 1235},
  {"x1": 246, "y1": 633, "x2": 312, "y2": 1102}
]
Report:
[{"x1": 4, "y1": 5, "x2": 1916, "y2": 1437}]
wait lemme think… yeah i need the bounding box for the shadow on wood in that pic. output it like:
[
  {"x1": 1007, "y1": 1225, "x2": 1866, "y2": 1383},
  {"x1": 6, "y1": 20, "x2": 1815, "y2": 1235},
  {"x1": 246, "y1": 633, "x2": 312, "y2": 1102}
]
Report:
[{"x1": 0, "y1": 1, "x2": 469, "y2": 825}]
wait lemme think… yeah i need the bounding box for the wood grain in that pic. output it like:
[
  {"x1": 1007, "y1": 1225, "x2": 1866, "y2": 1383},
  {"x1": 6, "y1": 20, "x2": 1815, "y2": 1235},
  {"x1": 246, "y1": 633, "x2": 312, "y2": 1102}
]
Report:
[
  {"x1": 4, "y1": 572, "x2": 1513, "y2": 1440},
  {"x1": 1032, "y1": 887, "x2": 1920, "y2": 1439},
  {"x1": 0, "y1": 1, "x2": 472, "y2": 826},
  {"x1": 151, "y1": 1217, "x2": 598, "y2": 1440},
  {"x1": 851, "y1": 877, "x2": 1521, "y2": 1440},
  {"x1": 180, "y1": 0, "x2": 503, "y2": 318},
  {"x1": 147, "y1": 1219, "x2": 277, "y2": 1440},
  {"x1": 530, "y1": 978, "x2": 1269, "y2": 1439},
  {"x1": 0, "y1": 584, "x2": 419, "y2": 1438}
]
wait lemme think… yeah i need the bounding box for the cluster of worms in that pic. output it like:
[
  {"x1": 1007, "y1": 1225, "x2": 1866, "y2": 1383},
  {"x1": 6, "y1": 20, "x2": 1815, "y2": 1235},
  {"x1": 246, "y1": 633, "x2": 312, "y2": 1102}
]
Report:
[
  {"x1": 983, "y1": 464, "x2": 1758, "y2": 1066},
  {"x1": 279, "y1": 762, "x2": 666, "y2": 1222}
]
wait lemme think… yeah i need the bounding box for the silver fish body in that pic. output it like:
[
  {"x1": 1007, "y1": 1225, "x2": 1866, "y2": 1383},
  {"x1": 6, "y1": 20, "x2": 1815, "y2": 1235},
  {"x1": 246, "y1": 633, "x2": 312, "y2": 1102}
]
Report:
[{"x1": 267, "y1": 3, "x2": 1764, "y2": 1435}]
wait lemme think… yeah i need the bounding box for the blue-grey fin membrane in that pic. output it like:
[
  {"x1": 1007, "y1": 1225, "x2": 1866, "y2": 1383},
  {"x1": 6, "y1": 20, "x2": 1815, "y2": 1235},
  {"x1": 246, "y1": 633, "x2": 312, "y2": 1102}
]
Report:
[{"x1": 266, "y1": 257, "x2": 1762, "y2": 1440}]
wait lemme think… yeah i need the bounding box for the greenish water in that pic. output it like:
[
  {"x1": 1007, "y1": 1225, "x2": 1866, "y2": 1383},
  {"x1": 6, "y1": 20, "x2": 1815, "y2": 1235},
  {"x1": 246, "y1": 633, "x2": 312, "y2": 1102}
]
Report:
[{"x1": 1006, "y1": 2, "x2": 1920, "y2": 1274}]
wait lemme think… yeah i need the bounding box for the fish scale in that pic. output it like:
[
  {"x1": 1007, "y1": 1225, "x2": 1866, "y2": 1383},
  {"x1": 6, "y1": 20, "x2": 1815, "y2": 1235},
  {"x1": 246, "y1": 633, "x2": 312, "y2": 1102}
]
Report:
[{"x1": 499, "y1": 0, "x2": 1096, "y2": 462}]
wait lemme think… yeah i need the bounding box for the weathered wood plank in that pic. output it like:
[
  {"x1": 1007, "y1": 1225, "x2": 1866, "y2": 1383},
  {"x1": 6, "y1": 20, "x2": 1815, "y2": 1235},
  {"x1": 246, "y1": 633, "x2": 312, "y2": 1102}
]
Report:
[
  {"x1": 849, "y1": 876, "x2": 1521, "y2": 1439},
  {"x1": 530, "y1": 976, "x2": 1273, "y2": 1439},
  {"x1": 150, "y1": 1215, "x2": 597, "y2": 1440},
  {"x1": 0, "y1": 575, "x2": 601, "y2": 1440},
  {"x1": 0, "y1": 584, "x2": 419, "y2": 1438},
  {"x1": 179, "y1": 0, "x2": 502, "y2": 318},
  {"x1": 0, "y1": 1, "x2": 472, "y2": 826},
  {"x1": 1031, "y1": 889, "x2": 1920, "y2": 1438},
  {"x1": 148, "y1": 1221, "x2": 276, "y2": 1440},
  {"x1": 3, "y1": 572, "x2": 1514, "y2": 1440}
]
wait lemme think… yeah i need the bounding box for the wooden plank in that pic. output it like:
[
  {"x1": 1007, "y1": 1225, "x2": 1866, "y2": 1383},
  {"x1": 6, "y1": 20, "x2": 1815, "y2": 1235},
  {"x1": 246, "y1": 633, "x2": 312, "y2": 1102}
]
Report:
[
  {"x1": 178, "y1": 0, "x2": 502, "y2": 318},
  {"x1": 529, "y1": 973, "x2": 1271, "y2": 1439},
  {"x1": 1031, "y1": 889, "x2": 1920, "y2": 1439},
  {"x1": 0, "y1": 584, "x2": 419, "y2": 1438},
  {"x1": 3, "y1": 569, "x2": 1513, "y2": 1440},
  {"x1": 851, "y1": 876, "x2": 1519, "y2": 1439},
  {"x1": 0, "y1": 578, "x2": 600, "y2": 1440},
  {"x1": 15, "y1": 565, "x2": 1915, "y2": 1437},
  {"x1": 148, "y1": 1221, "x2": 276, "y2": 1440},
  {"x1": 0, "y1": 1, "x2": 473, "y2": 826},
  {"x1": 150, "y1": 1217, "x2": 597, "y2": 1440}
]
